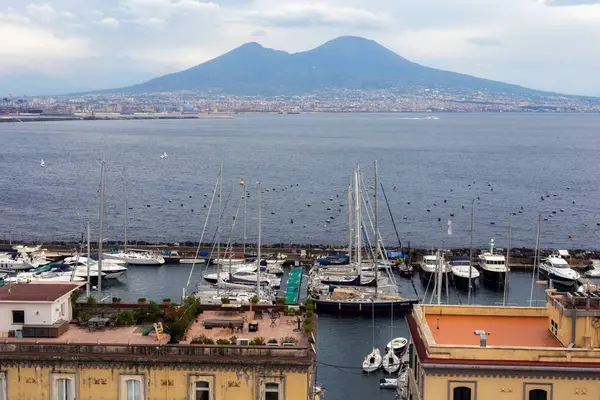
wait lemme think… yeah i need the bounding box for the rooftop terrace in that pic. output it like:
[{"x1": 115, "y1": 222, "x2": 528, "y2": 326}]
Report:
[{"x1": 425, "y1": 313, "x2": 561, "y2": 347}]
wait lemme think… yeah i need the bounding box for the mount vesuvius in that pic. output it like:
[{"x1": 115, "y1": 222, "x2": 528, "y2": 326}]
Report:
[{"x1": 99, "y1": 36, "x2": 551, "y2": 96}]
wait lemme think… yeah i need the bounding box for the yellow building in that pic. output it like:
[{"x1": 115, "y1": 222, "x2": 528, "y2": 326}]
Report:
[
  {"x1": 406, "y1": 288, "x2": 600, "y2": 400},
  {"x1": 0, "y1": 283, "x2": 316, "y2": 400}
]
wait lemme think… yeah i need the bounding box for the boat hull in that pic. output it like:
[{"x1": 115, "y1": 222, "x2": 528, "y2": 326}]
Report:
[
  {"x1": 480, "y1": 268, "x2": 507, "y2": 285},
  {"x1": 452, "y1": 274, "x2": 479, "y2": 290},
  {"x1": 419, "y1": 269, "x2": 447, "y2": 283},
  {"x1": 539, "y1": 269, "x2": 577, "y2": 287},
  {"x1": 313, "y1": 298, "x2": 418, "y2": 314}
]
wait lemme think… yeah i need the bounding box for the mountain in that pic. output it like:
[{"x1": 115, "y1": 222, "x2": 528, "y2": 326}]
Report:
[{"x1": 100, "y1": 36, "x2": 549, "y2": 96}]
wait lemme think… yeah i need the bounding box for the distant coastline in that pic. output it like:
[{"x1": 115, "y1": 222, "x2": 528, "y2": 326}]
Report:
[{"x1": 2, "y1": 110, "x2": 600, "y2": 123}]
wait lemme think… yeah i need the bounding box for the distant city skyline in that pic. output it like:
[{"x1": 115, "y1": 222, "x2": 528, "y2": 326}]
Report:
[{"x1": 1, "y1": 0, "x2": 600, "y2": 96}]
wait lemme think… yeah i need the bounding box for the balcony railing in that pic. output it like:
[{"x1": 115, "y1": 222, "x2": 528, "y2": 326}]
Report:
[{"x1": 0, "y1": 342, "x2": 311, "y2": 361}]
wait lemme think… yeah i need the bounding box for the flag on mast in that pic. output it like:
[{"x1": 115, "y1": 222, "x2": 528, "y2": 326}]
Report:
[{"x1": 447, "y1": 220, "x2": 453, "y2": 235}]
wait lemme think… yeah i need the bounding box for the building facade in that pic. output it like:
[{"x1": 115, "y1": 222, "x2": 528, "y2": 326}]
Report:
[
  {"x1": 0, "y1": 283, "x2": 316, "y2": 400},
  {"x1": 406, "y1": 289, "x2": 600, "y2": 400}
]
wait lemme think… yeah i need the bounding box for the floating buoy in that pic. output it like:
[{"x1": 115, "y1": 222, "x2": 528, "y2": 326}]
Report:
[
  {"x1": 307, "y1": 204, "x2": 311, "y2": 207},
  {"x1": 327, "y1": 207, "x2": 331, "y2": 211},
  {"x1": 271, "y1": 212, "x2": 275, "y2": 215},
  {"x1": 189, "y1": 195, "x2": 192, "y2": 198},
  {"x1": 450, "y1": 214, "x2": 454, "y2": 217},
  {"x1": 168, "y1": 200, "x2": 172, "y2": 203},
  {"x1": 403, "y1": 216, "x2": 407, "y2": 219},
  {"x1": 427, "y1": 209, "x2": 431, "y2": 212},
  {"x1": 444, "y1": 200, "x2": 447, "y2": 203},
  {"x1": 290, "y1": 219, "x2": 294, "y2": 224},
  {"x1": 568, "y1": 234, "x2": 572, "y2": 238},
  {"x1": 407, "y1": 202, "x2": 411, "y2": 205},
  {"x1": 461, "y1": 205, "x2": 464, "y2": 209},
  {"x1": 180, "y1": 203, "x2": 183, "y2": 207},
  {"x1": 191, "y1": 209, "x2": 194, "y2": 212},
  {"x1": 490, "y1": 222, "x2": 495, "y2": 225},
  {"x1": 147, "y1": 204, "x2": 151, "y2": 207},
  {"x1": 438, "y1": 218, "x2": 441, "y2": 222},
  {"x1": 560, "y1": 209, "x2": 564, "y2": 212}
]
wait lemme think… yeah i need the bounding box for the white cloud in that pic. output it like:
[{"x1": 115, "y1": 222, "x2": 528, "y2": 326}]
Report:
[
  {"x1": 25, "y1": 3, "x2": 79, "y2": 23},
  {"x1": 0, "y1": 8, "x2": 30, "y2": 24},
  {"x1": 244, "y1": 3, "x2": 393, "y2": 28},
  {"x1": 96, "y1": 17, "x2": 121, "y2": 28},
  {"x1": 0, "y1": 24, "x2": 92, "y2": 72}
]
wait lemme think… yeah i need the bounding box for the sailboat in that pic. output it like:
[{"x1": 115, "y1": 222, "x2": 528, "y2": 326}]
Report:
[
  {"x1": 159, "y1": 152, "x2": 168, "y2": 159},
  {"x1": 362, "y1": 300, "x2": 382, "y2": 373},
  {"x1": 309, "y1": 163, "x2": 418, "y2": 314},
  {"x1": 40, "y1": 159, "x2": 45, "y2": 167},
  {"x1": 382, "y1": 303, "x2": 400, "y2": 374}
]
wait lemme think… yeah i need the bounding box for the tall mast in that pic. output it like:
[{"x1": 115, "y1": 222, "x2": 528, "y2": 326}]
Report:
[
  {"x1": 216, "y1": 161, "x2": 223, "y2": 298},
  {"x1": 436, "y1": 250, "x2": 442, "y2": 305},
  {"x1": 354, "y1": 168, "x2": 361, "y2": 275},
  {"x1": 257, "y1": 181, "x2": 262, "y2": 296},
  {"x1": 468, "y1": 198, "x2": 475, "y2": 305},
  {"x1": 242, "y1": 177, "x2": 247, "y2": 257},
  {"x1": 503, "y1": 215, "x2": 511, "y2": 306},
  {"x1": 217, "y1": 161, "x2": 223, "y2": 264},
  {"x1": 97, "y1": 159, "x2": 106, "y2": 301},
  {"x1": 347, "y1": 183, "x2": 353, "y2": 264},
  {"x1": 374, "y1": 160, "x2": 379, "y2": 298},
  {"x1": 86, "y1": 220, "x2": 91, "y2": 298},
  {"x1": 529, "y1": 215, "x2": 541, "y2": 307},
  {"x1": 124, "y1": 166, "x2": 127, "y2": 252}
]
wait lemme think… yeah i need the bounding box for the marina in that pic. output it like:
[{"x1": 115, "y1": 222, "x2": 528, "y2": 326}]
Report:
[{"x1": 2, "y1": 113, "x2": 600, "y2": 398}]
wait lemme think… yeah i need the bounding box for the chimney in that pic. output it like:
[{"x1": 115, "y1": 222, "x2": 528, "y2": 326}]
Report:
[{"x1": 474, "y1": 329, "x2": 487, "y2": 347}]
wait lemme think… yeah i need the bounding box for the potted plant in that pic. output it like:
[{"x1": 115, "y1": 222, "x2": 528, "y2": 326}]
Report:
[
  {"x1": 137, "y1": 297, "x2": 147, "y2": 305},
  {"x1": 112, "y1": 297, "x2": 121, "y2": 305},
  {"x1": 221, "y1": 296, "x2": 230, "y2": 305},
  {"x1": 162, "y1": 298, "x2": 171, "y2": 305}
]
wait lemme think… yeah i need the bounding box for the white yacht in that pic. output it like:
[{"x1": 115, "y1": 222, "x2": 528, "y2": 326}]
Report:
[
  {"x1": 539, "y1": 255, "x2": 580, "y2": 287},
  {"x1": 103, "y1": 249, "x2": 165, "y2": 265},
  {"x1": 0, "y1": 245, "x2": 47, "y2": 271},
  {"x1": 450, "y1": 256, "x2": 480, "y2": 289},
  {"x1": 204, "y1": 270, "x2": 281, "y2": 289},
  {"x1": 478, "y1": 239, "x2": 508, "y2": 284},
  {"x1": 419, "y1": 254, "x2": 448, "y2": 282},
  {"x1": 63, "y1": 256, "x2": 128, "y2": 279},
  {"x1": 6, "y1": 272, "x2": 85, "y2": 283}
]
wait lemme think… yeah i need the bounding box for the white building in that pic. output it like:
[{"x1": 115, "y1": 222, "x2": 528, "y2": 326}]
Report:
[{"x1": 0, "y1": 282, "x2": 83, "y2": 337}]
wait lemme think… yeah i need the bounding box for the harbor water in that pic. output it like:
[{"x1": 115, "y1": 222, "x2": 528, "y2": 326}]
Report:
[
  {"x1": 98, "y1": 264, "x2": 589, "y2": 400},
  {"x1": 1, "y1": 113, "x2": 600, "y2": 249}
]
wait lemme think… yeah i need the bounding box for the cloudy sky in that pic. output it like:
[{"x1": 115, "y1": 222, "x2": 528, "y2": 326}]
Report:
[{"x1": 1, "y1": 0, "x2": 599, "y2": 95}]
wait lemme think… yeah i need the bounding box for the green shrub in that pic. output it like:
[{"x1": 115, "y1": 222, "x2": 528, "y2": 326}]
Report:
[
  {"x1": 304, "y1": 324, "x2": 313, "y2": 334},
  {"x1": 305, "y1": 298, "x2": 314, "y2": 307},
  {"x1": 249, "y1": 336, "x2": 265, "y2": 346},
  {"x1": 305, "y1": 310, "x2": 313, "y2": 318},
  {"x1": 162, "y1": 298, "x2": 171, "y2": 303},
  {"x1": 85, "y1": 296, "x2": 97, "y2": 307},
  {"x1": 229, "y1": 336, "x2": 238, "y2": 344},
  {"x1": 303, "y1": 317, "x2": 312, "y2": 326},
  {"x1": 221, "y1": 296, "x2": 230, "y2": 304},
  {"x1": 112, "y1": 297, "x2": 121, "y2": 302},
  {"x1": 78, "y1": 311, "x2": 92, "y2": 325},
  {"x1": 268, "y1": 338, "x2": 278, "y2": 344},
  {"x1": 249, "y1": 295, "x2": 259, "y2": 304},
  {"x1": 114, "y1": 310, "x2": 135, "y2": 325},
  {"x1": 276, "y1": 297, "x2": 285, "y2": 305},
  {"x1": 137, "y1": 298, "x2": 147, "y2": 303},
  {"x1": 280, "y1": 336, "x2": 298, "y2": 345},
  {"x1": 191, "y1": 334, "x2": 215, "y2": 345},
  {"x1": 216, "y1": 339, "x2": 230, "y2": 345}
]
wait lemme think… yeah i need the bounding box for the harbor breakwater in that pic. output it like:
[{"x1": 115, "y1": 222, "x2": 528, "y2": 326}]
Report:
[{"x1": 6, "y1": 241, "x2": 600, "y2": 269}]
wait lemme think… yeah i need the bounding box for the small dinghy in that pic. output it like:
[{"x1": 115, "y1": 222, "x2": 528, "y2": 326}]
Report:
[
  {"x1": 379, "y1": 378, "x2": 397, "y2": 390},
  {"x1": 385, "y1": 337, "x2": 408, "y2": 355},
  {"x1": 362, "y1": 348, "x2": 382, "y2": 373},
  {"x1": 382, "y1": 349, "x2": 400, "y2": 374}
]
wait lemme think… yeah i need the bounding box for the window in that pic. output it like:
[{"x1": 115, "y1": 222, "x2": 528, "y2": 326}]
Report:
[
  {"x1": 55, "y1": 378, "x2": 73, "y2": 400},
  {"x1": 265, "y1": 382, "x2": 280, "y2": 400},
  {"x1": 529, "y1": 389, "x2": 548, "y2": 400},
  {"x1": 0, "y1": 373, "x2": 6, "y2": 400},
  {"x1": 195, "y1": 381, "x2": 210, "y2": 400},
  {"x1": 120, "y1": 375, "x2": 145, "y2": 400},
  {"x1": 551, "y1": 320, "x2": 558, "y2": 336},
  {"x1": 12, "y1": 310, "x2": 24, "y2": 324},
  {"x1": 453, "y1": 386, "x2": 472, "y2": 400},
  {"x1": 126, "y1": 379, "x2": 141, "y2": 400}
]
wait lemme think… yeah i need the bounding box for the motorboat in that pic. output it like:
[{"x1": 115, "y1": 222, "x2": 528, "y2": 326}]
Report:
[
  {"x1": 379, "y1": 378, "x2": 398, "y2": 390},
  {"x1": 63, "y1": 256, "x2": 128, "y2": 279},
  {"x1": 539, "y1": 255, "x2": 580, "y2": 287},
  {"x1": 179, "y1": 258, "x2": 206, "y2": 264},
  {"x1": 0, "y1": 253, "x2": 35, "y2": 271},
  {"x1": 382, "y1": 349, "x2": 400, "y2": 374},
  {"x1": 385, "y1": 337, "x2": 408, "y2": 355},
  {"x1": 32, "y1": 262, "x2": 106, "y2": 283},
  {"x1": 204, "y1": 270, "x2": 281, "y2": 289},
  {"x1": 103, "y1": 249, "x2": 165, "y2": 265},
  {"x1": 0, "y1": 245, "x2": 48, "y2": 271},
  {"x1": 362, "y1": 348, "x2": 382, "y2": 373},
  {"x1": 478, "y1": 238, "x2": 508, "y2": 284},
  {"x1": 159, "y1": 152, "x2": 168, "y2": 159},
  {"x1": 194, "y1": 288, "x2": 275, "y2": 305},
  {"x1": 419, "y1": 254, "x2": 448, "y2": 283},
  {"x1": 450, "y1": 256, "x2": 480, "y2": 289},
  {"x1": 584, "y1": 260, "x2": 600, "y2": 278},
  {"x1": 40, "y1": 159, "x2": 45, "y2": 167}
]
